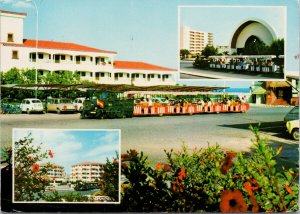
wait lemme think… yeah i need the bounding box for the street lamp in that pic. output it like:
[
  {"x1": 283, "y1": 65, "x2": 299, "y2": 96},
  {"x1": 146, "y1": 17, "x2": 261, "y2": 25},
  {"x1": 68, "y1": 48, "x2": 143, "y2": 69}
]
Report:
[{"x1": 26, "y1": 0, "x2": 38, "y2": 98}]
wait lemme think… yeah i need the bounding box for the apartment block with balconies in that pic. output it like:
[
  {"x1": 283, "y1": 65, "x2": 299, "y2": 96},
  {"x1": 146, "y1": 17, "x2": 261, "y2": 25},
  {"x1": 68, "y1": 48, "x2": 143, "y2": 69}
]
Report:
[
  {"x1": 0, "y1": 10, "x2": 176, "y2": 86},
  {"x1": 180, "y1": 25, "x2": 214, "y2": 55},
  {"x1": 71, "y1": 162, "x2": 104, "y2": 183}
]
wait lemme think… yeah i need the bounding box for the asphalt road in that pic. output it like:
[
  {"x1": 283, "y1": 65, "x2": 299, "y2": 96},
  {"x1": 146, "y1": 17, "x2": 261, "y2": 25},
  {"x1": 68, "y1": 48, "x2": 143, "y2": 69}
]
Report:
[
  {"x1": 1, "y1": 105, "x2": 298, "y2": 168},
  {"x1": 180, "y1": 61, "x2": 284, "y2": 80}
]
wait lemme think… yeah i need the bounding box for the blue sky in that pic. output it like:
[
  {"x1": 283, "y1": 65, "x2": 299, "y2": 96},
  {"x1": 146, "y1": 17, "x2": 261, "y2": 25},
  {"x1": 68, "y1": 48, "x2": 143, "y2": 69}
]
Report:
[
  {"x1": 13, "y1": 129, "x2": 120, "y2": 174},
  {"x1": 0, "y1": 0, "x2": 298, "y2": 88}
]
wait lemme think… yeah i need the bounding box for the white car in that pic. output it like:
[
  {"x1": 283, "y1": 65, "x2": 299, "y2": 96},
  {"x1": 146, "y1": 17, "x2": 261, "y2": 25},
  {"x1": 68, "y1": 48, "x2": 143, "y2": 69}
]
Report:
[
  {"x1": 20, "y1": 98, "x2": 44, "y2": 114},
  {"x1": 73, "y1": 97, "x2": 86, "y2": 112},
  {"x1": 286, "y1": 119, "x2": 299, "y2": 141}
]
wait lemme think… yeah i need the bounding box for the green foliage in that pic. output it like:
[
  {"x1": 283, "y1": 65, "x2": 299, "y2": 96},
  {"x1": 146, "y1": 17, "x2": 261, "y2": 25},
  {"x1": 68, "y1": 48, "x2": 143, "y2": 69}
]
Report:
[
  {"x1": 98, "y1": 153, "x2": 119, "y2": 201},
  {"x1": 42, "y1": 190, "x2": 89, "y2": 202},
  {"x1": 180, "y1": 49, "x2": 190, "y2": 59},
  {"x1": 73, "y1": 180, "x2": 98, "y2": 191},
  {"x1": 14, "y1": 135, "x2": 52, "y2": 201},
  {"x1": 243, "y1": 37, "x2": 268, "y2": 55},
  {"x1": 268, "y1": 38, "x2": 284, "y2": 57},
  {"x1": 121, "y1": 128, "x2": 299, "y2": 212},
  {"x1": 43, "y1": 71, "x2": 80, "y2": 84},
  {"x1": 201, "y1": 45, "x2": 218, "y2": 58}
]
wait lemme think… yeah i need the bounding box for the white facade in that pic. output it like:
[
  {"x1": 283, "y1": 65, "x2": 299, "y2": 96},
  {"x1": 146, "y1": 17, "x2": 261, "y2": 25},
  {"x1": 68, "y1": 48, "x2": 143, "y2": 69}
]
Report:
[
  {"x1": 180, "y1": 26, "x2": 213, "y2": 55},
  {"x1": 71, "y1": 162, "x2": 103, "y2": 183},
  {"x1": 0, "y1": 10, "x2": 176, "y2": 86}
]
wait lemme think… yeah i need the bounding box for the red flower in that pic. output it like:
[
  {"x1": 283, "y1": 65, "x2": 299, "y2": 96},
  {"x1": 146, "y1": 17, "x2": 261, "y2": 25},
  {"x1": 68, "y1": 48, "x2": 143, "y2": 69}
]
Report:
[
  {"x1": 97, "y1": 180, "x2": 100, "y2": 186},
  {"x1": 31, "y1": 163, "x2": 40, "y2": 173},
  {"x1": 244, "y1": 181, "x2": 253, "y2": 196},
  {"x1": 28, "y1": 156, "x2": 34, "y2": 161},
  {"x1": 48, "y1": 150, "x2": 53, "y2": 158},
  {"x1": 285, "y1": 185, "x2": 293, "y2": 195},
  {"x1": 121, "y1": 153, "x2": 130, "y2": 161},
  {"x1": 163, "y1": 164, "x2": 171, "y2": 172},
  {"x1": 220, "y1": 190, "x2": 248, "y2": 212},
  {"x1": 171, "y1": 180, "x2": 183, "y2": 192},
  {"x1": 178, "y1": 168, "x2": 186, "y2": 180},
  {"x1": 221, "y1": 152, "x2": 236, "y2": 174},
  {"x1": 102, "y1": 184, "x2": 105, "y2": 190},
  {"x1": 156, "y1": 163, "x2": 163, "y2": 171}
]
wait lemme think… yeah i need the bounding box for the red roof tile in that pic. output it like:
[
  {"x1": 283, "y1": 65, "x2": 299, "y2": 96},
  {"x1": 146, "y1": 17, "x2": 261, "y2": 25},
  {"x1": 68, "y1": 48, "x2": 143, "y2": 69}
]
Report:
[
  {"x1": 1, "y1": 39, "x2": 117, "y2": 54},
  {"x1": 114, "y1": 60, "x2": 176, "y2": 71}
]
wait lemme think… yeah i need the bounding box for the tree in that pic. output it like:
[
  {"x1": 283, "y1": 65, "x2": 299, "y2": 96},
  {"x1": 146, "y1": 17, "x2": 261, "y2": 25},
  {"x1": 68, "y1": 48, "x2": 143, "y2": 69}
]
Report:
[
  {"x1": 268, "y1": 38, "x2": 284, "y2": 57},
  {"x1": 2, "y1": 68, "x2": 24, "y2": 84},
  {"x1": 180, "y1": 49, "x2": 190, "y2": 59},
  {"x1": 201, "y1": 45, "x2": 218, "y2": 58},
  {"x1": 14, "y1": 135, "x2": 53, "y2": 201},
  {"x1": 44, "y1": 71, "x2": 80, "y2": 84},
  {"x1": 243, "y1": 36, "x2": 267, "y2": 55}
]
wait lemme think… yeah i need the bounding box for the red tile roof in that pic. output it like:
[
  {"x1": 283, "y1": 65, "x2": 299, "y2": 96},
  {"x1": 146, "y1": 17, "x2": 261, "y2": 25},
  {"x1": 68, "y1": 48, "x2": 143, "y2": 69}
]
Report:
[
  {"x1": 1, "y1": 39, "x2": 117, "y2": 54},
  {"x1": 114, "y1": 60, "x2": 176, "y2": 71}
]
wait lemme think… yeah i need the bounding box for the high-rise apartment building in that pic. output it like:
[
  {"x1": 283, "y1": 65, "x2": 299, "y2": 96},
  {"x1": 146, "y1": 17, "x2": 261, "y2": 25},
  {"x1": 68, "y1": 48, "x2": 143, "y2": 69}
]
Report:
[
  {"x1": 180, "y1": 26, "x2": 213, "y2": 55},
  {"x1": 71, "y1": 162, "x2": 104, "y2": 183}
]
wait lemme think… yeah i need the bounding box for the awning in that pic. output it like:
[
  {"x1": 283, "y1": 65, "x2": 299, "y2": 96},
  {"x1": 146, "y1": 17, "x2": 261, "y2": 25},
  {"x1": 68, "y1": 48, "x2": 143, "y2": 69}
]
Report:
[
  {"x1": 251, "y1": 86, "x2": 266, "y2": 95},
  {"x1": 269, "y1": 81, "x2": 290, "y2": 88},
  {"x1": 0, "y1": 84, "x2": 229, "y2": 93}
]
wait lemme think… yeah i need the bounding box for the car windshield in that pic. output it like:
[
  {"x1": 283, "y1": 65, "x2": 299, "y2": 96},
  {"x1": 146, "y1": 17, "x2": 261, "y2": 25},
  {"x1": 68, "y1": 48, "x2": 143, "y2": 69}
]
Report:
[{"x1": 32, "y1": 100, "x2": 41, "y2": 103}]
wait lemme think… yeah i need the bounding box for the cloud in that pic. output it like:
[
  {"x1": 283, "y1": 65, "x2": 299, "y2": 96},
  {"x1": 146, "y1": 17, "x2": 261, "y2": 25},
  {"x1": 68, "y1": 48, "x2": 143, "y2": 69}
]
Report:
[
  {"x1": 0, "y1": 0, "x2": 14, "y2": 4},
  {"x1": 12, "y1": 1, "x2": 33, "y2": 8}
]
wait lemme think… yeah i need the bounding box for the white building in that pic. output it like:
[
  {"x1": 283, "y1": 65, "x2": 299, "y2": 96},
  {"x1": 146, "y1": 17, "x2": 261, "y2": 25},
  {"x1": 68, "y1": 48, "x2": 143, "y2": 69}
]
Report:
[
  {"x1": 0, "y1": 10, "x2": 176, "y2": 86},
  {"x1": 71, "y1": 162, "x2": 104, "y2": 183},
  {"x1": 180, "y1": 25, "x2": 213, "y2": 55},
  {"x1": 40, "y1": 163, "x2": 66, "y2": 185}
]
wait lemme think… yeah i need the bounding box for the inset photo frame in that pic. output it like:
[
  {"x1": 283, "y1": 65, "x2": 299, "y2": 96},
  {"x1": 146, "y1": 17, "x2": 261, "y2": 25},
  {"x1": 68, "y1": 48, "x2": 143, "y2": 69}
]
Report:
[
  {"x1": 12, "y1": 128, "x2": 121, "y2": 204},
  {"x1": 179, "y1": 5, "x2": 287, "y2": 81}
]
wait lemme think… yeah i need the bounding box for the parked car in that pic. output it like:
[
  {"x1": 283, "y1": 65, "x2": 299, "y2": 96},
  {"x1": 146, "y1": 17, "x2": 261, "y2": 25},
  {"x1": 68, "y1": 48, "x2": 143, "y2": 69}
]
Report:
[
  {"x1": 284, "y1": 106, "x2": 299, "y2": 122},
  {"x1": 20, "y1": 98, "x2": 44, "y2": 114},
  {"x1": 73, "y1": 97, "x2": 86, "y2": 112},
  {"x1": 286, "y1": 119, "x2": 299, "y2": 141},
  {"x1": 46, "y1": 98, "x2": 76, "y2": 114}
]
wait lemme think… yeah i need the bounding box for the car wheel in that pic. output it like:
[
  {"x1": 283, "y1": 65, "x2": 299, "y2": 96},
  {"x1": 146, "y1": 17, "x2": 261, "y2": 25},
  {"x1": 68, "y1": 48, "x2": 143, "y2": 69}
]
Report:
[
  {"x1": 57, "y1": 109, "x2": 61, "y2": 114},
  {"x1": 292, "y1": 128, "x2": 299, "y2": 141},
  {"x1": 27, "y1": 109, "x2": 31, "y2": 114}
]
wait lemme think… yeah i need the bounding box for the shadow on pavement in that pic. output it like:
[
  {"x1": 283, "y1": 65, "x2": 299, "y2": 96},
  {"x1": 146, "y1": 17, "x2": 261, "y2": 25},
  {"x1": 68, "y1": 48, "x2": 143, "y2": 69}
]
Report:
[{"x1": 220, "y1": 121, "x2": 299, "y2": 170}]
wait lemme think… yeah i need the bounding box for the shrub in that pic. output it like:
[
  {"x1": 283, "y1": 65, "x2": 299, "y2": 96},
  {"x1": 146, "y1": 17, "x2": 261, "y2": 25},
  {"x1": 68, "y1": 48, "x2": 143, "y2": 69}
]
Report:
[
  {"x1": 121, "y1": 127, "x2": 299, "y2": 212},
  {"x1": 14, "y1": 135, "x2": 53, "y2": 201}
]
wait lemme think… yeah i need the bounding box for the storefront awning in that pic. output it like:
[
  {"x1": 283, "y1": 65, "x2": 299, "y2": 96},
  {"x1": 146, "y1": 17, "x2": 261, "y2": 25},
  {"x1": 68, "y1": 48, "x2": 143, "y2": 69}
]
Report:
[
  {"x1": 251, "y1": 86, "x2": 266, "y2": 95},
  {"x1": 269, "y1": 81, "x2": 290, "y2": 88}
]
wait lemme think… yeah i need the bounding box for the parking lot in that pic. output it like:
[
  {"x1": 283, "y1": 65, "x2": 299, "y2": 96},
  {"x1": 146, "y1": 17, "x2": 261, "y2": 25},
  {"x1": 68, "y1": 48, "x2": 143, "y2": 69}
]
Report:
[{"x1": 1, "y1": 105, "x2": 298, "y2": 168}]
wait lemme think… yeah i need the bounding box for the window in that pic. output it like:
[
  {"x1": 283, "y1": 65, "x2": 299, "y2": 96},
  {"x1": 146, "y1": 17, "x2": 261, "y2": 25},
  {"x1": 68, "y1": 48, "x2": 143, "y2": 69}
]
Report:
[
  {"x1": 7, "y1": 33, "x2": 14, "y2": 42},
  {"x1": 119, "y1": 73, "x2": 123, "y2": 78},
  {"x1": 81, "y1": 72, "x2": 86, "y2": 77},
  {"x1": 127, "y1": 74, "x2": 130, "y2": 78},
  {"x1": 61, "y1": 55, "x2": 65, "y2": 60},
  {"x1": 12, "y1": 50, "x2": 18, "y2": 59},
  {"x1": 143, "y1": 74, "x2": 146, "y2": 78},
  {"x1": 100, "y1": 73, "x2": 105, "y2": 77},
  {"x1": 90, "y1": 57, "x2": 93, "y2": 62},
  {"x1": 90, "y1": 72, "x2": 93, "y2": 77},
  {"x1": 70, "y1": 56, "x2": 73, "y2": 61},
  {"x1": 81, "y1": 56, "x2": 86, "y2": 61},
  {"x1": 38, "y1": 53, "x2": 43, "y2": 59}
]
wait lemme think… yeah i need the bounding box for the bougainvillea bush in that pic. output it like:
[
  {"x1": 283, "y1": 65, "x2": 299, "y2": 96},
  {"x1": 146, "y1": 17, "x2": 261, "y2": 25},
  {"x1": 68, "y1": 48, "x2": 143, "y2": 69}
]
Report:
[
  {"x1": 14, "y1": 135, "x2": 53, "y2": 201},
  {"x1": 120, "y1": 127, "x2": 299, "y2": 212}
]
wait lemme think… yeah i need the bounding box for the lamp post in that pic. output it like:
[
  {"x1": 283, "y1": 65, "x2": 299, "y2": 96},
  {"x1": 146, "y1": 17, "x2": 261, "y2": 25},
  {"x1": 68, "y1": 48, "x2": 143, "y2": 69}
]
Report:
[{"x1": 26, "y1": 0, "x2": 38, "y2": 98}]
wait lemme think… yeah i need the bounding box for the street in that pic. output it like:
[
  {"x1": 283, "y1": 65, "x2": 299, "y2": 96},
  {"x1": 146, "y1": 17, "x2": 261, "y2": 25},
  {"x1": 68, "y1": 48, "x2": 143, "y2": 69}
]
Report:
[
  {"x1": 180, "y1": 61, "x2": 284, "y2": 80},
  {"x1": 1, "y1": 105, "x2": 298, "y2": 168}
]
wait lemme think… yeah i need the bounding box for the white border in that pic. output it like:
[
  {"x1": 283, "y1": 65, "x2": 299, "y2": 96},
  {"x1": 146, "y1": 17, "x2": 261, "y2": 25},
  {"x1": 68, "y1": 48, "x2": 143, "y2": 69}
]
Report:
[
  {"x1": 12, "y1": 128, "x2": 122, "y2": 204},
  {"x1": 177, "y1": 5, "x2": 287, "y2": 82}
]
